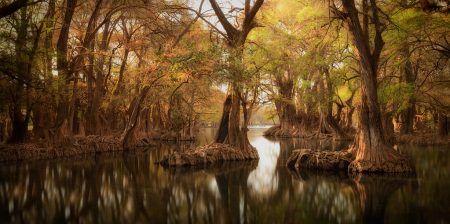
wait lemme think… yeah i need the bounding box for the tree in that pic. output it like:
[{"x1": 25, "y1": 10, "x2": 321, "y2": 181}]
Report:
[
  {"x1": 288, "y1": 0, "x2": 415, "y2": 173},
  {"x1": 54, "y1": 0, "x2": 77, "y2": 137},
  {"x1": 209, "y1": 0, "x2": 264, "y2": 151},
  {"x1": 332, "y1": 0, "x2": 414, "y2": 172}
]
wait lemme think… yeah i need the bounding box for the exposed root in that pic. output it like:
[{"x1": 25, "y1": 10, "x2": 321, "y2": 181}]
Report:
[
  {"x1": 264, "y1": 125, "x2": 321, "y2": 138},
  {"x1": 157, "y1": 143, "x2": 259, "y2": 166},
  {"x1": 286, "y1": 149, "x2": 353, "y2": 170},
  {"x1": 158, "y1": 131, "x2": 196, "y2": 142},
  {"x1": 0, "y1": 135, "x2": 156, "y2": 162},
  {"x1": 348, "y1": 147, "x2": 414, "y2": 173},
  {"x1": 287, "y1": 146, "x2": 415, "y2": 173},
  {"x1": 264, "y1": 125, "x2": 354, "y2": 141}
]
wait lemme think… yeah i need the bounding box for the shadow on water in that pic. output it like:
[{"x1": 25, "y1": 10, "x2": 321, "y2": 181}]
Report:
[{"x1": 0, "y1": 128, "x2": 449, "y2": 223}]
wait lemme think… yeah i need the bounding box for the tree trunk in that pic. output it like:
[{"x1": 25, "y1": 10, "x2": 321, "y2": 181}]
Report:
[
  {"x1": 278, "y1": 72, "x2": 300, "y2": 134},
  {"x1": 121, "y1": 86, "x2": 150, "y2": 149},
  {"x1": 55, "y1": 0, "x2": 77, "y2": 137},
  {"x1": 107, "y1": 43, "x2": 130, "y2": 131},
  {"x1": 317, "y1": 73, "x2": 350, "y2": 139},
  {"x1": 438, "y1": 113, "x2": 448, "y2": 136},
  {"x1": 215, "y1": 83, "x2": 251, "y2": 150},
  {"x1": 399, "y1": 45, "x2": 416, "y2": 135},
  {"x1": 382, "y1": 111, "x2": 395, "y2": 143},
  {"x1": 342, "y1": 0, "x2": 413, "y2": 173},
  {"x1": 85, "y1": 38, "x2": 97, "y2": 135},
  {"x1": 216, "y1": 95, "x2": 232, "y2": 143},
  {"x1": 264, "y1": 68, "x2": 304, "y2": 137},
  {"x1": 8, "y1": 7, "x2": 30, "y2": 143},
  {"x1": 208, "y1": 0, "x2": 263, "y2": 152},
  {"x1": 86, "y1": 18, "x2": 111, "y2": 135},
  {"x1": 349, "y1": 61, "x2": 412, "y2": 172},
  {"x1": 214, "y1": 46, "x2": 253, "y2": 151}
]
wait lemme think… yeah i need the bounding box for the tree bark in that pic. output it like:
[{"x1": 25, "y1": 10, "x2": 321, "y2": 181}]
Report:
[
  {"x1": 216, "y1": 80, "x2": 251, "y2": 150},
  {"x1": 216, "y1": 95, "x2": 232, "y2": 143}
]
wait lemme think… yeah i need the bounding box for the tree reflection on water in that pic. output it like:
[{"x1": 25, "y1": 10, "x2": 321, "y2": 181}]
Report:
[{"x1": 0, "y1": 129, "x2": 448, "y2": 223}]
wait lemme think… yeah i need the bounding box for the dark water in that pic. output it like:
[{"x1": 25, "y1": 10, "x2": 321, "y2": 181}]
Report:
[{"x1": 0, "y1": 128, "x2": 449, "y2": 223}]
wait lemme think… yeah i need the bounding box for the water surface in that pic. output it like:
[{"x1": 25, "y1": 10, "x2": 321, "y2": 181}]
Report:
[{"x1": 0, "y1": 128, "x2": 449, "y2": 223}]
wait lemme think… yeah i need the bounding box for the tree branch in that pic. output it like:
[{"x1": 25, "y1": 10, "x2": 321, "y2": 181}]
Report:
[{"x1": 208, "y1": 0, "x2": 238, "y2": 37}]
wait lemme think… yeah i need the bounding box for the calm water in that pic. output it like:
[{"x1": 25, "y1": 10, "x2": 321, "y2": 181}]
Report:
[{"x1": 0, "y1": 128, "x2": 449, "y2": 223}]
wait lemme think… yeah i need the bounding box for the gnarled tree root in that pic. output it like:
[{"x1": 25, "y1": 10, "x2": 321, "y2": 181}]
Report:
[
  {"x1": 287, "y1": 148, "x2": 415, "y2": 173},
  {"x1": 0, "y1": 135, "x2": 158, "y2": 162},
  {"x1": 158, "y1": 143, "x2": 259, "y2": 166},
  {"x1": 263, "y1": 125, "x2": 311, "y2": 138},
  {"x1": 286, "y1": 149, "x2": 353, "y2": 170}
]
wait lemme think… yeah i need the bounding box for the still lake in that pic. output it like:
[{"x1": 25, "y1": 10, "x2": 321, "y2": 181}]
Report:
[{"x1": 0, "y1": 128, "x2": 449, "y2": 223}]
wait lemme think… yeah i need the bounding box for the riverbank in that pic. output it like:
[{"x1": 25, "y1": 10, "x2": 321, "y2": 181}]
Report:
[
  {"x1": 0, "y1": 132, "x2": 448, "y2": 163},
  {"x1": 0, "y1": 136, "x2": 144, "y2": 162}
]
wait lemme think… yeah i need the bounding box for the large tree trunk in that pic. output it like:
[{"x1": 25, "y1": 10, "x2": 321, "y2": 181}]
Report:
[
  {"x1": 215, "y1": 82, "x2": 252, "y2": 151},
  {"x1": 264, "y1": 68, "x2": 305, "y2": 137},
  {"x1": 214, "y1": 44, "x2": 254, "y2": 151},
  {"x1": 342, "y1": 0, "x2": 413, "y2": 173},
  {"x1": 349, "y1": 52, "x2": 412, "y2": 172}
]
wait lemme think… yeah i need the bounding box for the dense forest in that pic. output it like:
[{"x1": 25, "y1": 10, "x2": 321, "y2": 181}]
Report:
[{"x1": 0, "y1": 0, "x2": 449, "y2": 173}]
